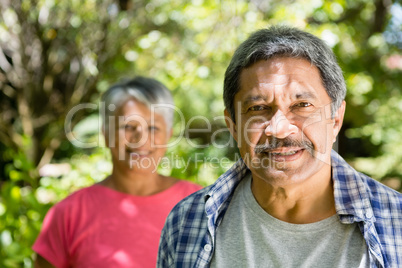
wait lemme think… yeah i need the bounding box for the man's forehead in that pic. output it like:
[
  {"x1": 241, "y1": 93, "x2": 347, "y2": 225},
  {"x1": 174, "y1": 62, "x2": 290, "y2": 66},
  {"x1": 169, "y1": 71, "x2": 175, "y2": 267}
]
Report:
[
  {"x1": 237, "y1": 62, "x2": 325, "y2": 102},
  {"x1": 243, "y1": 57, "x2": 316, "y2": 73},
  {"x1": 237, "y1": 79, "x2": 320, "y2": 100},
  {"x1": 239, "y1": 57, "x2": 321, "y2": 85},
  {"x1": 240, "y1": 72, "x2": 319, "y2": 85}
]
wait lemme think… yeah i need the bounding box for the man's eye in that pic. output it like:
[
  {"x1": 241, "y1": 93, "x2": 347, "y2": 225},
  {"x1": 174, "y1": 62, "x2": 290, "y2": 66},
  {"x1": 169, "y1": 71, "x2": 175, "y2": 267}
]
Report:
[
  {"x1": 295, "y1": 102, "x2": 312, "y2": 108},
  {"x1": 249, "y1": 106, "x2": 265, "y2": 111}
]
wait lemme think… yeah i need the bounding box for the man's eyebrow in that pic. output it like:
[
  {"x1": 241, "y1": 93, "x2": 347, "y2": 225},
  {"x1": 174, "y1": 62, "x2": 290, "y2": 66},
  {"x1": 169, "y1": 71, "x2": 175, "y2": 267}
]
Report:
[
  {"x1": 242, "y1": 95, "x2": 267, "y2": 106},
  {"x1": 295, "y1": 92, "x2": 318, "y2": 100}
]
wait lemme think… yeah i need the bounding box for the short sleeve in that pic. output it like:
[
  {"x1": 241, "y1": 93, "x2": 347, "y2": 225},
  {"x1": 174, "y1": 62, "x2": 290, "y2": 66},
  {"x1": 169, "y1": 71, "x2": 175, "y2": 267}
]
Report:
[{"x1": 32, "y1": 202, "x2": 70, "y2": 268}]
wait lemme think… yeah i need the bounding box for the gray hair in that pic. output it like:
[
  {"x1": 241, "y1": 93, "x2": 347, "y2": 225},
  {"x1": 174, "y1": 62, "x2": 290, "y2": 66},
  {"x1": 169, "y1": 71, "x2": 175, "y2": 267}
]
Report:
[
  {"x1": 101, "y1": 76, "x2": 174, "y2": 131},
  {"x1": 223, "y1": 25, "x2": 346, "y2": 121}
]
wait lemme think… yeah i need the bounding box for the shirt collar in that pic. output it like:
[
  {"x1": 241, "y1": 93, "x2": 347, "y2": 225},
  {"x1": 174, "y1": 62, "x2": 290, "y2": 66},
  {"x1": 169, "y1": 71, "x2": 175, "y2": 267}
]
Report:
[
  {"x1": 204, "y1": 157, "x2": 248, "y2": 216},
  {"x1": 331, "y1": 150, "x2": 375, "y2": 224}
]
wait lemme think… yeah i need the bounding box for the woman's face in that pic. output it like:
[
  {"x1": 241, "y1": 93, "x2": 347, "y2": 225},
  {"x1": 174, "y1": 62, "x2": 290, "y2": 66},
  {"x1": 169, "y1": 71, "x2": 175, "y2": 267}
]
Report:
[{"x1": 105, "y1": 99, "x2": 171, "y2": 173}]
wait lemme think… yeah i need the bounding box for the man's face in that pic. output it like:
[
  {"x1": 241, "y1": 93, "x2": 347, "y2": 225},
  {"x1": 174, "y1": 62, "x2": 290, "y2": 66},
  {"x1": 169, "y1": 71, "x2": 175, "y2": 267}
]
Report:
[
  {"x1": 105, "y1": 99, "x2": 171, "y2": 173},
  {"x1": 225, "y1": 57, "x2": 345, "y2": 186}
]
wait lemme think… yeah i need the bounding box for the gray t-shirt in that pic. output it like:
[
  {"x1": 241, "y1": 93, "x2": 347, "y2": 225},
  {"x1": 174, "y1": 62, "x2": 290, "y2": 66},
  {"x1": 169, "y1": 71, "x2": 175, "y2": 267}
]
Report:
[{"x1": 210, "y1": 174, "x2": 370, "y2": 268}]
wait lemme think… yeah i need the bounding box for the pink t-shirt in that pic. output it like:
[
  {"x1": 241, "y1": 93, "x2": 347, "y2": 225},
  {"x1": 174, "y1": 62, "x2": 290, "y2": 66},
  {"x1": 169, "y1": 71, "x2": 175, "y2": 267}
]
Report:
[{"x1": 33, "y1": 180, "x2": 202, "y2": 268}]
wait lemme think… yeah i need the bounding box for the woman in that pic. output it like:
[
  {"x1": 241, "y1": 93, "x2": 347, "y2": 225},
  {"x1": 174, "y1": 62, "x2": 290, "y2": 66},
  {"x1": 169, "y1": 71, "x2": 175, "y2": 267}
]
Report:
[{"x1": 33, "y1": 77, "x2": 202, "y2": 267}]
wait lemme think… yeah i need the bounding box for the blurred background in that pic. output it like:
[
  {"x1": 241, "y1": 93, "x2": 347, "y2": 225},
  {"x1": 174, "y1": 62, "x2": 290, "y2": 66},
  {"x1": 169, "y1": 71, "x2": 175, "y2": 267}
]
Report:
[{"x1": 0, "y1": 0, "x2": 401, "y2": 266}]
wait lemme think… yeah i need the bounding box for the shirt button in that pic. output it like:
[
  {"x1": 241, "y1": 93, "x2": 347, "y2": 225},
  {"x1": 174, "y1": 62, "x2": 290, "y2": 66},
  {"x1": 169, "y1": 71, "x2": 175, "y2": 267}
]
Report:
[
  {"x1": 204, "y1": 244, "x2": 212, "y2": 252},
  {"x1": 365, "y1": 211, "x2": 373, "y2": 219}
]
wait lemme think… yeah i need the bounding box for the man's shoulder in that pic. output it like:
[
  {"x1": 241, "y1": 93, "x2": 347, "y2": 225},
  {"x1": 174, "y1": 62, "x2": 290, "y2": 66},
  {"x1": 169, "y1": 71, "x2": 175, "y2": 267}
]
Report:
[
  {"x1": 359, "y1": 171, "x2": 402, "y2": 207},
  {"x1": 350, "y1": 164, "x2": 402, "y2": 267},
  {"x1": 161, "y1": 185, "x2": 211, "y2": 247},
  {"x1": 168, "y1": 158, "x2": 248, "y2": 218},
  {"x1": 168, "y1": 185, "x2": 212, "y2": 218},
  {"x1": 332, "y1": 150, "x2": 402, "y2": 216},
  {"x1": 158, "y1": 186, "x2": 211, "y2": 267},
  {"x1": 337, "y1": 156, "x2": 402, "y2": 204}
]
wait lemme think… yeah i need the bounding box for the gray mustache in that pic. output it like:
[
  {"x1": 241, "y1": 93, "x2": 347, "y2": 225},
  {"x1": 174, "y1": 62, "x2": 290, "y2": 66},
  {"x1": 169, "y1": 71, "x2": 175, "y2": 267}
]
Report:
[{"x1": 254, "y1": 138, "x2": 314, "y2": 154}]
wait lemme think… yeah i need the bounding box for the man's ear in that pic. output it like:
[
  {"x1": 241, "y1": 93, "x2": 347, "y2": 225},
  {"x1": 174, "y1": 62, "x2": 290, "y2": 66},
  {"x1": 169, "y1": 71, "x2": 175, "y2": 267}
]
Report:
[
  {"x1": 224, "y1": 109, "x2": 238, "y2": 142},
  {"x1": 332, "y1": 101, "x2": 346, "y2": 142}
]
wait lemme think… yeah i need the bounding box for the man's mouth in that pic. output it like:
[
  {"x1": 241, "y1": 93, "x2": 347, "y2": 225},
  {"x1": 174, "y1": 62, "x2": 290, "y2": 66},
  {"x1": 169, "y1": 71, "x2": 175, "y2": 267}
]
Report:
[
  {"x1": 254, "y1": 137, "x2": 314, "y2": 157},
  {"x1": 270, "y1": 150, "x2": 300, "y2": 156},
  {"x1": 259, "y1": 148, "x2": 306, "y2": 162}
]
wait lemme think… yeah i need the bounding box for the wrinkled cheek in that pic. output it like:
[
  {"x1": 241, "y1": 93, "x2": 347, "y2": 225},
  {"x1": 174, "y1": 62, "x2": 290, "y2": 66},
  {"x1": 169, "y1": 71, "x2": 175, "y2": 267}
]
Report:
[
  {"x1": 239, "y1": 124, "x2": 264, "y2": 149},
  {"x1": 302, "y1": 115, "x2": 334, "y2": 153},
  {"x1": 306, "y1": 133, "x2": 333, "y2": 168},
  {"x1": 308, "y1": 132, "x2": 328, "y2": 155}
]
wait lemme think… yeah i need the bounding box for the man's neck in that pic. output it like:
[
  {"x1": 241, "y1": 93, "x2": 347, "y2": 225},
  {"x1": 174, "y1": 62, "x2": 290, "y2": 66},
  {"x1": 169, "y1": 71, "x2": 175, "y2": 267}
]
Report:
[{"x1": 250, "y1": 170, "x2": 336, "y2": 224}]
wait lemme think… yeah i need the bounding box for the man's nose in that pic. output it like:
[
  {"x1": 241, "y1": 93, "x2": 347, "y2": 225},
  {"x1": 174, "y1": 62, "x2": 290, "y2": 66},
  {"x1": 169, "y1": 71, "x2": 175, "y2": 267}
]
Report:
[{"x1": 264, "y1": 110, "x2": 298, "y2": 139}]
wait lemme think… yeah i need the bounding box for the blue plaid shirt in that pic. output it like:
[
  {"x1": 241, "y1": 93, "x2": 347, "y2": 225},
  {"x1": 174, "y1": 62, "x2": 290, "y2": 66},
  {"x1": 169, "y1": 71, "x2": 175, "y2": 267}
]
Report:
[{"x1": 158, "y1": 150, "x2": 402, "y2": 268}]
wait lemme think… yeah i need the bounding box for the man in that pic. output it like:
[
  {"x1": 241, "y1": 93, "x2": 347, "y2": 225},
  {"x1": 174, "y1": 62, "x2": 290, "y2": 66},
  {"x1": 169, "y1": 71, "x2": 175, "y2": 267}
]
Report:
[{"x1": 157, "y1": 26, "x2": 402, "y2": 268}]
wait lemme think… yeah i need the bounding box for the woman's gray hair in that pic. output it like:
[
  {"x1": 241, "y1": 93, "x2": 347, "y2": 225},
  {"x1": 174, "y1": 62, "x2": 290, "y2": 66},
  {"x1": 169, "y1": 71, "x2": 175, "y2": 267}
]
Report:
[
  {"x1": 223, "y1": 25, "x2": 346, "y2": 121},
  {"x1": 101, "y1": 76, "x2": 174, "y2": 131}
]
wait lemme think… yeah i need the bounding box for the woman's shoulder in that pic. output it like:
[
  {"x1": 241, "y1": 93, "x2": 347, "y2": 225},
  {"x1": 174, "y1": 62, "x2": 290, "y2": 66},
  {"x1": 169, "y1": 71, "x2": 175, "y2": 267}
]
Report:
[
  {"x1": 52, "y1": 185, "x2": 103, "y2": 210},
  {"x1": 171, "y1": 178, "x2": 203, "y2": 194}
]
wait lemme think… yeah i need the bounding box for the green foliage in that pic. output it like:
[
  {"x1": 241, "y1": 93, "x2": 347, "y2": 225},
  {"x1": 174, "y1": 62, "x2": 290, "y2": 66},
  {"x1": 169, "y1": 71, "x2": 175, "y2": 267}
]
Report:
[
  {"x1": 1, "y1": 149, "x2": 40, "y2": 267},
  {"x1": 0, "y1": 147, "x2": 112, "y2": 267},
  {"x1": 1, "y1": 0, "x2": 402, "y2": 266}
]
